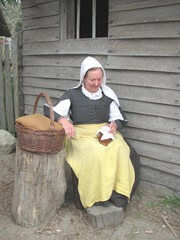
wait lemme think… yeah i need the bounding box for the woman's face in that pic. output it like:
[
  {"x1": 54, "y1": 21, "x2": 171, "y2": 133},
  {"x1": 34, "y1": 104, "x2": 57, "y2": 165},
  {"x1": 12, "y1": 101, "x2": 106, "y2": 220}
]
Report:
[{"x1": 83, "y1": 68, "x2": 103, "y2": 93}]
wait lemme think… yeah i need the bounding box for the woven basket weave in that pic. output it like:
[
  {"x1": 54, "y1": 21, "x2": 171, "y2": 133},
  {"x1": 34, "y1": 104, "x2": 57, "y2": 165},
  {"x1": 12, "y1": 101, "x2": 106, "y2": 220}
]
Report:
[{"x1": 16, "y1": 92, "x2": 65, "y2": 153}]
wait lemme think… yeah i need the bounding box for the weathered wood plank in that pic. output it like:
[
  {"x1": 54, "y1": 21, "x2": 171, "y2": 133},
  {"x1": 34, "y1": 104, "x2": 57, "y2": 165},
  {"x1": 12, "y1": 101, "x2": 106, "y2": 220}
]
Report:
[
  {"x1": 23, "y1": 28, "x2": 60, "y2": 43},
  {"x1": 22, "y1": 66, "x2": 79, "y2": 79},
  {"x1": 110, "y1": 0, "x2": 149, "y2": 8},
  {"x1": 23, "y1": 15, "x2": 59, "y2": 30},
  {"x1": 24, "y1": 104, "x2": 44, "y2": 115},
  {"x1": 5, "y1": 44, "x2": 14, "y2": 132},
  {"x1": 23, "y1": 56, "x2": 82, "y2": 67},
  {"x1": 120, "y1": 99, "x2": 180, "y2": 120},
  {"x1": 108, "y1": 39, "x2": 180, "y2": 56},
  {"x1": 109, "y1": 84, "x2": 180, "y2": 106},
  {"x1": 139, "y1": 180, "x2": 180, "y2": 196},
  {"x1": 23, "y1": 87, "x2": 65, "y2": 100},
  {"x1": 140, "y1": 156, "x2": 180, "y2": 177},
  {"x1": 12, "y1": 37, "x2": 20, "y2": 119},
  {"x1": 67, "y1": 0, "x2": 75, "y2": 39},
  {"x1": 106, "y1": 55, "x2": 180, "y2": 73},
  {"x1": 123, "y1": 127, "x2": 180, "y2": 148},
  {"x1": 110, "y1": 3, "x2": 180, "y2": 25},
  {"x1": 23, "y1": 77, "x2": 78, "y2": 90},
  {"x1": 21, "y1": 0, "x2": 52, "y2": 8},
  {"x1": 60, "y1": 0, "x2": 67, "y2": 40},
  {"x1": 22, "y1": 39, "x2": 108, "y2": 55},
  {"x1": 23, "y1": 55, "x2": 106, "y2": 69},
  {"x1": 106, "y1": 70, "x2": 180, "y2": 91},
  {"x1": 109, "y1": 22, "x2": 180, "y2": 39},
  {"x1": 125, "y1": 113, "x2": 180, "y2": 136},
  {"x1": 110, "y1": 0, "x2": 180, "y2": 12},
  {"x1": 127, "y1": 139, "x2": 180, "y2": 165},
  {"x1": 0, "y1": 45, "x2": 6, "y2": 129},
  {"x1": 22, "y1": 1, "x2": 59, "y2": 19},
  {"x1": 24, "y1": 94, "x2": 60, "y2": 107},
  {"x1": 140, "y1": 166, "x2": 180, "y2": 192}
]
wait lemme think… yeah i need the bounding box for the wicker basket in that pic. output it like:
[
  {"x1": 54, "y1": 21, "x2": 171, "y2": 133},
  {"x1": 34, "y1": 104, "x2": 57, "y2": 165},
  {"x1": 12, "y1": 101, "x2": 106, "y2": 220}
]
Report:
[{"x1": 16, "y1": 92, "x2": 65, "y2": 153}]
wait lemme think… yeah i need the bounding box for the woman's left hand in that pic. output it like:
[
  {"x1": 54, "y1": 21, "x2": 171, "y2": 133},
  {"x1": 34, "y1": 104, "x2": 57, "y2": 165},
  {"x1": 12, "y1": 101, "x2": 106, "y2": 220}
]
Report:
[{"x1": 107, "y1": 121, "x2": 117, "y2": 135}]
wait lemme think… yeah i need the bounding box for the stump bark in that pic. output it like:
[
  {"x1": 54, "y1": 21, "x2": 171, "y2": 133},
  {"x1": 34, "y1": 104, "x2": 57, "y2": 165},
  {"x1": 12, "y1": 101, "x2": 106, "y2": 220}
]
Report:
[{"x1": 11, "y1": 145, "x2": 67, "y2": 227}]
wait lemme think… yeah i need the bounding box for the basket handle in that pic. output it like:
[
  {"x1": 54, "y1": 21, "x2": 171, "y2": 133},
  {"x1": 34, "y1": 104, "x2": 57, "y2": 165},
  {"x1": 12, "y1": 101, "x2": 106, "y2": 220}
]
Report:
[{"x1": 33, "y1": 92, "x2": 55, "y2": 130}]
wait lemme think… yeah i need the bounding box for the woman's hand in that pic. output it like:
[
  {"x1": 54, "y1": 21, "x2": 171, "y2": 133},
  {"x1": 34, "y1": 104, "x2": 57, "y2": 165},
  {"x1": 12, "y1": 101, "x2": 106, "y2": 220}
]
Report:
[
  {"x1": 58, "y1": 118, "x2": 75, "y2": 138},
  {"x1": 107, "y1": 121, "x2": 117, "y2": 135}
]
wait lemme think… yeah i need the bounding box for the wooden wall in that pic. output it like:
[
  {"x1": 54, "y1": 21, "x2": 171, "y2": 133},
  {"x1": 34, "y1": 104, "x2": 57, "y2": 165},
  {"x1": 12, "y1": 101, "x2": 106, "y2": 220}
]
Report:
[
  {"x1": 21, "y1": 0, "x2": 180, "y2": 196},
  {"x1": 108, "y1": 0, "x2": 180, "y2": 195}
]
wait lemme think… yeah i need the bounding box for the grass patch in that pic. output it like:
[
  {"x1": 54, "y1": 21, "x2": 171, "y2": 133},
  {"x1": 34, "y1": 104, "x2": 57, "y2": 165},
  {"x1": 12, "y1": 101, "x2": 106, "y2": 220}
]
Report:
[
  {"x1": 147, "y1": 195, "x2": 180, "y2": 209},
  {"x1": 160, "y1": 195, "x2": 180, "y2": 208}
]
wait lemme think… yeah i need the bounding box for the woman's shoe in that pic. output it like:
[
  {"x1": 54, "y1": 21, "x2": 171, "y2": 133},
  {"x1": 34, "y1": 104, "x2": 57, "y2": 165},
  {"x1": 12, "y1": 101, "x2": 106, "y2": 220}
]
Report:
[
  {"x1": 110, "y1": 191, "x2": 128, "y2": 209},
  {"x1": 94, "y1": 200, "x2": 111, "y2": 207}
]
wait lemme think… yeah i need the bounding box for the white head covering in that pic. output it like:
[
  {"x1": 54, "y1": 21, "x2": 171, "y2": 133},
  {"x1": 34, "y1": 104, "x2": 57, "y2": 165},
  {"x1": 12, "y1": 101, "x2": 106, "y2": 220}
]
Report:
[{"x1": 75, "y1": 56, "x2": 120, "y2": 106}]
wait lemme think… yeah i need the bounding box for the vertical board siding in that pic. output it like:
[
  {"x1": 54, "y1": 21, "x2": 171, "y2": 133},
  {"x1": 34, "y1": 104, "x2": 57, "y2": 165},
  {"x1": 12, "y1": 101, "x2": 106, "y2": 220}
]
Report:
[
  {"x1": 0, "y1": 39, "x2": 20, "y2": 132},
  {"x1": 20, "y1": 0, "x2": 180, "y2": 195}
]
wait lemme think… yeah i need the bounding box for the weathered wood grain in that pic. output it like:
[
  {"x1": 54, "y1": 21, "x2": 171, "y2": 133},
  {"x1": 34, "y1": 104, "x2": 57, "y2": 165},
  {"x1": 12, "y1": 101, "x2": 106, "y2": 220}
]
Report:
[
  {"x1": 11, "y1": 146, "x2": 67, "y2": 227},
  {"x1": 127, "y1": 139, "x2": 180, "y2": 165},
  {"x1": 23, "y1": 66, "x2": 79, "y2": 80},
  {"x1": 140, "y1": 156, "x2": 180, "y2": 177},
  {"x1": 60, "y1": 0, "x2": 67, "y2": 40},
  {"x1": 106, "y1": 70, "x2": 180, "y2": 90},
  {"x1": 109, "y1": 84, "x2": 180, "y2": 106},
  {"x1": 110, "y1": 4, "x2": 180, "y2": 25},
  {"x1": 23, "y1": 77, "x2": 78, "y2": 89},
  {"x1": 5, "y1": 44, "x2": 14, "y2": 132},
  {"x1": 110, "y1": 0, "x2": 180, "y2": 12},
  {"x1": 140, "y1": 166, "x2": 180, "y2": 192},
  {"x1": 22, "y1": 39, "x2": 108, "y2": 55},
  {"x1": 22, "y1": 1, "x2": 59, "y2": 19},
  {"x1": 23, "y1": 88, "x2": 65, "y2": 101},
  {"x1": 23, "y1": 28, "x2": 60, "y2": 43},
  {"x1": 126, "y1": 113, "x2": 180, "y2": 136},
  {"x1": 109, "y1": 22, "x2": 180, "y2": 39},
  {"x1": 0, "y1": 45, "x2": 6, "y2": 129},
  {"x1": 21, "y1": 0, "x2": 52, "y2": 8},
  {"x1": 23, "y1": 15, "x2": 59, "y2": 30},
  {"x1": 12, "y1": 37, "x2": 21, "y2": 119},
  {"x1": 22, "y1": 64, "x2": 180, "y2": 91},
  {"x1": 106, "y1": 55, "x2": 180, "y2": 73},
  {"x1": 108, "y1": 39, "x2": 180, "y2": 56},
  {"x1": 120, "y1": 99, "x2": 180, "y2": 120},
  {"x1": 123, "y1": 127, "x2": 180, "y2": 148}
]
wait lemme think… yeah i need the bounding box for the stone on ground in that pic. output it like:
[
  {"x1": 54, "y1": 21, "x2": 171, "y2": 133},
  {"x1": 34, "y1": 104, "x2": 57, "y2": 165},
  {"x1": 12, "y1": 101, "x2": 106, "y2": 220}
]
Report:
[
  {"x1": 0, "y1": 130, "x2": 16, "y2": 154},
  {"x1": 87, "y1": 204, "x2": 124, "y2": 228}
]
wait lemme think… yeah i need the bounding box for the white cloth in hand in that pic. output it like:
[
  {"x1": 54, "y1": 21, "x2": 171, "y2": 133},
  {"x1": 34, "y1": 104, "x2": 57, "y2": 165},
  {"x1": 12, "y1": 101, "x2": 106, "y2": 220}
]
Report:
[{"x1": 96, "y1": 126, "x2": 114, "y2": 140}]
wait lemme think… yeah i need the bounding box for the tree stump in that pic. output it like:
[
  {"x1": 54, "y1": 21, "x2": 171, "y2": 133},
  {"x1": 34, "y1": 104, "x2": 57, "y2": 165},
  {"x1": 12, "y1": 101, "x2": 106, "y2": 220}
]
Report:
[{"x1": 11, "y1": 145, "x2": 67, "y2": 227}]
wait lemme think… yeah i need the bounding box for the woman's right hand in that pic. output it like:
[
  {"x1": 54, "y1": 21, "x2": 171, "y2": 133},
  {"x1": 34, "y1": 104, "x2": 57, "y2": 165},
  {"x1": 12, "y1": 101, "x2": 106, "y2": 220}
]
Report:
[{"x1": 58, "y1": 118, "x2": 75, "y2": 138}]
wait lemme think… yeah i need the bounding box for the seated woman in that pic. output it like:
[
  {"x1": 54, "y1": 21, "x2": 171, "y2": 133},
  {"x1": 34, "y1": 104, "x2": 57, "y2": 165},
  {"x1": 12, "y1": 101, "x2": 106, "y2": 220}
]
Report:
[{"x1": 51, "y1": 56, "x2": 135, "y2": 209}]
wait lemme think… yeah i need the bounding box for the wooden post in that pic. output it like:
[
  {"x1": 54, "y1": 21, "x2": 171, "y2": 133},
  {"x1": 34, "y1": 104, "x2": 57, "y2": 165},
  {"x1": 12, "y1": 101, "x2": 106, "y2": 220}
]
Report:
[{"x1": 11, "y1": 145, "x2": 67, "y2": 227}]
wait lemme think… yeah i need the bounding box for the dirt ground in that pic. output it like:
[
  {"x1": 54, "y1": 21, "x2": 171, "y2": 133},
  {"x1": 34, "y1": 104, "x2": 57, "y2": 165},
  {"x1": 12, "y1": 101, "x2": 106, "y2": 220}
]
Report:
[{"x1": 0, "y1": 153, "x2": 179, "y2": 240}]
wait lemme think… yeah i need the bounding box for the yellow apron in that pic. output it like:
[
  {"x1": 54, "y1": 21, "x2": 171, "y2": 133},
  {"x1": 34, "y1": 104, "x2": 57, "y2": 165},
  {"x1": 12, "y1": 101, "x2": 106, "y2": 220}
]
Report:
[{"x1": 64, "y1": 123, "x2": 135, "y2": 208}]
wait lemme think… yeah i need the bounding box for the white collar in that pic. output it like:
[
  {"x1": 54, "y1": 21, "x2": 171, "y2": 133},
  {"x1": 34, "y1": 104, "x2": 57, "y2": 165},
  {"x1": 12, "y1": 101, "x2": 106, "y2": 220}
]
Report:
[{"x1": 81, "y1": 84, "x2": 102, "y2": 100}]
